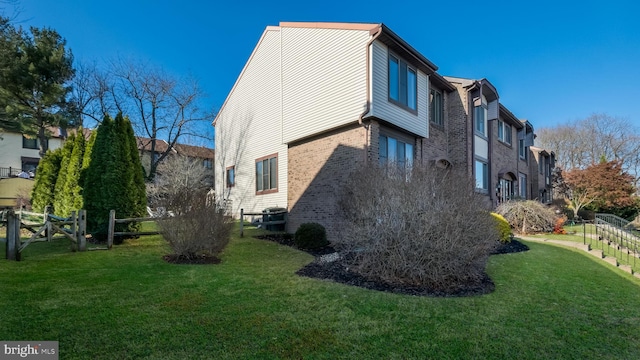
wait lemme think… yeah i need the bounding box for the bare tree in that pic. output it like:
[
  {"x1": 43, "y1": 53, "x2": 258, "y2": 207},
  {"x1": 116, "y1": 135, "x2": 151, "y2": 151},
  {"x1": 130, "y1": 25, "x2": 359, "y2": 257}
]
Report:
[
  {"x1": 537, "y1": 113, "x2": 640, "y2": 187},
  {"x1": 146, "y1": 154, "x2": 210, "y2": 207},
  {"x1": 72, "y1": 58, "x2": 215, "y2": 180}
]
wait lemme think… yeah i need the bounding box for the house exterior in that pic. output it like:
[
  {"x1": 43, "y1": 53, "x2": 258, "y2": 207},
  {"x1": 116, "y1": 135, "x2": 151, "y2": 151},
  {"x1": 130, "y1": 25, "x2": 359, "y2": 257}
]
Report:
[
  {"x1": 214, "y1": 22, "x2": 554, "y2": 239},
  {"x1": 0, "y1": 129, "x2": 66, "y2": 178},
  {"x1": 136, "y1": 137, "x2": 215, "y2": 187}
]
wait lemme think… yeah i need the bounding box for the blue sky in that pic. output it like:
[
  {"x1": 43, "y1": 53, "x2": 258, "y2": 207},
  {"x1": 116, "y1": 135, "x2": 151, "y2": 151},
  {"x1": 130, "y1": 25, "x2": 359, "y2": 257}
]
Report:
[{"x1": 13, "y1": 0, "x2": 640, "y2": 132}]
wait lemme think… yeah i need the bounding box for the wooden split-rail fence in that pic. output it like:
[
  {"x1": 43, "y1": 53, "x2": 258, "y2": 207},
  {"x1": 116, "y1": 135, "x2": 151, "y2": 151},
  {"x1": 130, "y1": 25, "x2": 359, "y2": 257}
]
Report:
[
  {"x1": 2, "y1": 209, "x2": 100, "y2": 261},
  {"x1": 106, "y1": 209, "x2": 162, "y2": 245}
]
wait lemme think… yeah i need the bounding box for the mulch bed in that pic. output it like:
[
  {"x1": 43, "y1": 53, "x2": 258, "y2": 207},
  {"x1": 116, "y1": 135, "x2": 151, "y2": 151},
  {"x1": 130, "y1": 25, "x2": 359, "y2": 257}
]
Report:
[
  {"x1": 255, "y1": 234, "x2": 529, "y2": 297},
  {"x1": 163, "y1": 254, "x2": 222, "y2": 265}
]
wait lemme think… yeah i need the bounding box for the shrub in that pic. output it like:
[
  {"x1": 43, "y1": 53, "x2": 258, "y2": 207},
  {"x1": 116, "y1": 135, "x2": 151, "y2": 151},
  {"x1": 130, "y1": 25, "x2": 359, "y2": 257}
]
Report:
[
  {"x1": 491, "y1": 212, "x2": 512, "y2": 243},
  {"x1": 336, "y1": 164, "x2": 499, "y2": 293},
  {"x1": 157, "y1": 187, "x2": 233, "y2": 261},
  {"x1": 294, "y1": 223, "x2": 329, "y2": 249},
  {"x1": 495, "y1": 200, "x2": 557, "y2": 234},
  {"x1": 553, "y1": 216, "x2": 568, "y2": 234}
]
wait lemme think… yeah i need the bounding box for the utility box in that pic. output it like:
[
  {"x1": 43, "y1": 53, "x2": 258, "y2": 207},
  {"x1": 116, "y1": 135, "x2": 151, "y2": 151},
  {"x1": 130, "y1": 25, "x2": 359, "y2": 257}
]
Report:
[{"x1": 262, "y1": 207, "x2": 287, "y2": 231}]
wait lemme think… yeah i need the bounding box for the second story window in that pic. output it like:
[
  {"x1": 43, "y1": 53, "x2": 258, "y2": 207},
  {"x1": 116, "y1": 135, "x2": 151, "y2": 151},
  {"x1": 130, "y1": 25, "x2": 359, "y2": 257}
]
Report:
[
  {"x1": 474, "y1": 104, "x2": 487, "y2": 137},
  {"x1": 498, "y1": 120, "x2": 512, "y2": 145},
  {"x1": 22, "y1": 136, "x2": 47, "y2": 150},
  {"x1": 388, "y1": 54, "x2": 417, "y2": 111},
  {"x1": 203, "y1": 159, "x2": 212, "y2": 169},
  {"x1": 519, "y1": 138, "x2": 527, "y2": 160},
  {"x1": 430, "y1": 89, "x2": 443, "y2": 126}
]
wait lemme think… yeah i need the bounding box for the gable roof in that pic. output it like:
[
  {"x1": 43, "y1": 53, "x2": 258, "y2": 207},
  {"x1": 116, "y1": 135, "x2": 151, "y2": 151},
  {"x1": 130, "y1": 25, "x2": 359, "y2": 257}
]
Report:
[{"x1": 136, "y1": 136, "x2": 214, "y2": 159}]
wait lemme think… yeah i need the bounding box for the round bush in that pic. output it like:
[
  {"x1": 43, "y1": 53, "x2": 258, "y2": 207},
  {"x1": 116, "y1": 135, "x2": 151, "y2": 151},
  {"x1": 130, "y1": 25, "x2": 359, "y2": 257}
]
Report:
[
  {"x1": 491, "y1": 212, "x2": 512, "y2": 243},
  {"x1": 294, "y1": 223, "x2": 329, "y2": 249}
]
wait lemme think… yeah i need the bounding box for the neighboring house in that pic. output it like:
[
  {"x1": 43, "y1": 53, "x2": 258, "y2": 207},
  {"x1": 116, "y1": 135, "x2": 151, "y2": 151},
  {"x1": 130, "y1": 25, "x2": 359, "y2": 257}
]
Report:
[
  {"x1": 0, "y1": 129, "x2": 66, "y2": 178},
  {"x1": 214, "y1": 21, "x2": 554, "y2": 239},
  {"x1": 136, "y1": 137, "x2": 215, "y2": 187},
  {"x1": 530, "y1": 146, "x2": 555, "y2": 204}
]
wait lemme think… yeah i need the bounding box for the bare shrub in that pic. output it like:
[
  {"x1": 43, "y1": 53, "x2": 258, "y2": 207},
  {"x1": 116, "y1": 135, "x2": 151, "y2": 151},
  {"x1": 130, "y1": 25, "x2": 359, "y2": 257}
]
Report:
[
  {"x1": 336, "y1": 164, "x2": 499, "y2": 293},
  {"x1": 495, "y1": 200, "x2": 556, "y2": 234},
  {"x1": 157, "y1": 187, "x2": 233, "y2": 261}
]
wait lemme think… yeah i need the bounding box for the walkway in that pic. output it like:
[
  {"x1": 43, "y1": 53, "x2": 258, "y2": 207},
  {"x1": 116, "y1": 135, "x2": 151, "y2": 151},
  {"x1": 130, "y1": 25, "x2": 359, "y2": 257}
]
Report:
[{"x1": 518, "y1": 236, "x2": 640, "y2": 280}]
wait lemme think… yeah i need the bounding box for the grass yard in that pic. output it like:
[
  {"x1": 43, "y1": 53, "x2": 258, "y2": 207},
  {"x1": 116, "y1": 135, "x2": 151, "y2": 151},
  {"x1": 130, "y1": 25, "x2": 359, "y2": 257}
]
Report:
[
  {"x1": 1, "y1": 226, "x2": 640, "y2": 359},
  {"x1": 528, "y1": 224, "x2": 640, "y2": 273}
]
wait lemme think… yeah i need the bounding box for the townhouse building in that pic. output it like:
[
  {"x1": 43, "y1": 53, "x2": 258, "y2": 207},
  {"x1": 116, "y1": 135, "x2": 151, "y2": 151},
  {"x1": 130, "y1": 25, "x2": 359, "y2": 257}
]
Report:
[{"x1": 213, "y1": 21, "x2": 554, "y2": 239}]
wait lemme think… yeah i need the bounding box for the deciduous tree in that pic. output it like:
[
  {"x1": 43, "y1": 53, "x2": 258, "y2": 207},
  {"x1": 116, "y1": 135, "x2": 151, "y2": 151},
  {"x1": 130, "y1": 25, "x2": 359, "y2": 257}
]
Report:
[{"x1": 564, "y1": 160, "x2": 637, "y2": 219}]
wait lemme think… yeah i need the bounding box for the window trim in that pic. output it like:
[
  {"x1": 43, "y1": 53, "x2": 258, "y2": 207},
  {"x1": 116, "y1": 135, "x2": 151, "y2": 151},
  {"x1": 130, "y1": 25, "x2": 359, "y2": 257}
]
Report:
[
  {"x1": 226, "y1": 165, "x2": 235, "y2": 188},
  {"x1": 474, "y1": 157, "x2": 489, "y2": 193},
  {"x1": 497, "y1": 120, "x2": 512, "y2": 146},
  {"x1": 518, "y1": 172, "x2": 527, "y2": 199},
  {"x1": 22, "y1": 136, "x2": 45, "y2": 150},
  {"x1": 430, "y1": 88, "x2": 444, "y2": 127},
  {"x1": 388, "y1": 52, "x2": 418, "y2": 114},
  {"x1": 474, "y1": 104, "x2": 488, "y2": 138},
  {"x1": 255, "y1": 153, "x2": 278, "y2": 195}
]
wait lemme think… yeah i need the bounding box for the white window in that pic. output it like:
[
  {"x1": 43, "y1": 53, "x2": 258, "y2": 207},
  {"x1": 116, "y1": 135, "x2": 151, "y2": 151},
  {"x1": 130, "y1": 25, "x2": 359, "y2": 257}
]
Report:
[
  {"x1": 430, "y1": 89, "x2": 443, "y2": 126},
  {"x1": 256, "y1": 154, "x2": 277, "y2": 194},
  {"x1": 498, "y1": 120, "x2": 512, "y2": 145},
  {"x1": 388, "y1": 54, "x2": 417, "y2": 111},
  {"x1": 519, "y1": 173, "x2": 527, "y2": 198},
  {"x1": 475, "y1": 159, "x2": 488, "y2": 191}
]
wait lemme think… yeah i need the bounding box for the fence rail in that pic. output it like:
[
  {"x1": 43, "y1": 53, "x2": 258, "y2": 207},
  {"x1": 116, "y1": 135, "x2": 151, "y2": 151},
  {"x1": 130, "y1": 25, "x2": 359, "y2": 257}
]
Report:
[
  {"x1": 107, "y1": 210, "x2": 162, "y2": 245},
  {"x1": 572, "y1": 216, "x2": 640, "y2": 271}
]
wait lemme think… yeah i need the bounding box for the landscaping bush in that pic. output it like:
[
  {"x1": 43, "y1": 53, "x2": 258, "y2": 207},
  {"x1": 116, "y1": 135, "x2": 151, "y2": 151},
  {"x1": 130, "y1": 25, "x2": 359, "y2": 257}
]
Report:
[
  {"x1": 491, "y1": 212, "x2": 512, "y2": 243},
  {"x1": 495, "y1": 200, "x2": 556, "y2": 234},
  {"x1": 336, "y1": 164, "x2": 499, "y2": 294},
  {"x1": 157, "y1": 187, "x2": 233, "y2": 261},
  {"x1": 294, "y1": 223, "x2": 329, "y2": 249}
]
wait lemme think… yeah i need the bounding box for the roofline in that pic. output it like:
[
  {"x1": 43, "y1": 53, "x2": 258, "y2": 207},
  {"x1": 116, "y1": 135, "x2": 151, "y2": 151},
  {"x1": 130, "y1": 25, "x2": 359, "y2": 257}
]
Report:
[
  {"x1": 378, "y1": 23, "x2": 438, "y2": 73},
  {"x1": 498, "y1": 103, "x2": 524, "y2": 129},
  {"x1": 279, "y1": 22, "x2": 380, "y2": 31}
]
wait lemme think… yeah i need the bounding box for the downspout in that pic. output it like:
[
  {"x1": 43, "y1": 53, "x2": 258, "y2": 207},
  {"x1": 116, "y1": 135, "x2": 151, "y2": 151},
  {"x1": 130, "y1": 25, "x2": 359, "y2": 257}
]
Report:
[{"x1": 358, "y1": 25, "x2": 383, "y2": 164}]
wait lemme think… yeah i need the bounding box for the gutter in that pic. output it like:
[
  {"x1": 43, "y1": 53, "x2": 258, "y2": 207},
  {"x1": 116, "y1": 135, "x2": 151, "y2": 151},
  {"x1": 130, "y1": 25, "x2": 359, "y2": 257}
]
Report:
[{"x1": 358, "y1": 25, "x2": 383, "y2": 163}]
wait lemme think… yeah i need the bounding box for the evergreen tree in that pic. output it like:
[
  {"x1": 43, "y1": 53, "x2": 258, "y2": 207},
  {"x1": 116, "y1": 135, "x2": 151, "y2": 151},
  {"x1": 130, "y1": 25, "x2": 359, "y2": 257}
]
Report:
[
  {"x1": 83, "y1": 114, "x2": 118, "y2": 239},
  {"x1": 83, "y1": 113, "x2": 146, "y2": 242},
  {"x1": 59, "y1": 129, "x2": 85, "y2": 216},
  {"x1": 0, "y1": 16, "x2": 77, "y2": 156},
  {"x1": 116, "y1": 114, "x2": 147, "y2": 231},
  {"x1": 52, "y1": 133, "x2": 75, "y2": 216},
  {"x1": 30, "y1": 148, "x2": 63, "y2": 212}
]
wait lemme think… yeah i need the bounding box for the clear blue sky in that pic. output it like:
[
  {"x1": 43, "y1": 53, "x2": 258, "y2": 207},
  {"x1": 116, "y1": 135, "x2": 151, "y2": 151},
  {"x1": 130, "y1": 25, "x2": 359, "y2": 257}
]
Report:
[{"x1": 13, "y1": 0, "x2": 640, "y2": 132}]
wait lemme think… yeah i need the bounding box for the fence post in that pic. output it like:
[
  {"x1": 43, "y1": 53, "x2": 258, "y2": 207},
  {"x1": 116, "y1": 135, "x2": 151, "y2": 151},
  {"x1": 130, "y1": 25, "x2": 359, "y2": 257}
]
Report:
[
  {"x1": 78, "y1": 210, "x2": 86, "y2": 252},
  {"x1": 107, "y1": 210, "x2": 115, "y2": 249},
  {"x1": 240, "y1": 208, "x2": 244, "y2": 238},
  {"x1": 70, "y1": 211, "x2": 77, "y2": 251},
  {"x1": 6, "y1": 210, "x2": 18, "y2": 260}
]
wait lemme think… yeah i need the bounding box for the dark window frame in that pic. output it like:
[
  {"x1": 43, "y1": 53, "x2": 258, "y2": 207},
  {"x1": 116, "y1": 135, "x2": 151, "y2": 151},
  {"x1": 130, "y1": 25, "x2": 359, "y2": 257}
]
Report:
[
  {"x1": 226, "y1": 165, "x2": 235, "y2": 188},
  {"x1": 430, "y1": 88, "x2": 444, "y2": 127},
  {"x1": 388, "y1": 53, "x2": 418, "y2": 113}
]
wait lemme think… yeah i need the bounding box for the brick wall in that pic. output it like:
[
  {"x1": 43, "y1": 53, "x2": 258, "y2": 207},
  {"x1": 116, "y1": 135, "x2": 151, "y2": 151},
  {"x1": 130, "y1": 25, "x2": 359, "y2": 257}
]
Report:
[{"x1": 287, "y1": 123, "x2": 369, "y2": 241}]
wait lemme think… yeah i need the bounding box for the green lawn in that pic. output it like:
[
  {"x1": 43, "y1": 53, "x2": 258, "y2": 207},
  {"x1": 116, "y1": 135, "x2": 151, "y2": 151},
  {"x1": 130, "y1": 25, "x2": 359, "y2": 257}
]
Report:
[
  {"x1": 1, "y1": 227, "x2": 640, "y2": 359},
  {"x1": 528, "y1": 224, "x2": 640, "y2": 273}
]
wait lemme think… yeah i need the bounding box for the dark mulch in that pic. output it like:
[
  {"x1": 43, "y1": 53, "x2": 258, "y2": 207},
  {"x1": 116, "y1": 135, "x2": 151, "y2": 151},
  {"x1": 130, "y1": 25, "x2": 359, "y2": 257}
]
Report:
[
  {"x1": 163, "y1": 254, "x2": 222, "y2": 265},
  {"x1": 256, "y1": 234, "x2": 529, "y2": 297}
]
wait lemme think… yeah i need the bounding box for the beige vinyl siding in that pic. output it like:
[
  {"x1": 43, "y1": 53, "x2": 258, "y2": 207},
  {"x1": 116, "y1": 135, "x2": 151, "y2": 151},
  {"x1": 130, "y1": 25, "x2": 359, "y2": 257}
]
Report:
[
  {"x1": 369, "y1": 40, "x2": 429, "y2": 138},
  {"x1": 281, "y1": 27, "x2": 369, "y2": 144},
  {"x1": 214, "y1": 28, "x2": 288, "y2": 217}
]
